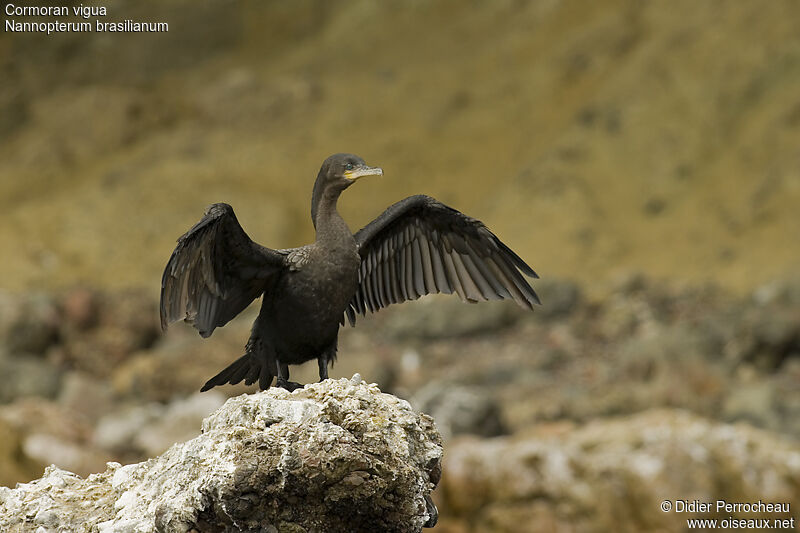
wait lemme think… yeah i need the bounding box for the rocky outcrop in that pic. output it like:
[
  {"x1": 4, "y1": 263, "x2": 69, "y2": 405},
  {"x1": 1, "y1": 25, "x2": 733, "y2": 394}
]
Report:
[
  {"x1": 0, "y1": 376, "x2": 442, "y2": 533},
  {"x1": 438, "y1": 409, "x2": 800, "y2": 533}
]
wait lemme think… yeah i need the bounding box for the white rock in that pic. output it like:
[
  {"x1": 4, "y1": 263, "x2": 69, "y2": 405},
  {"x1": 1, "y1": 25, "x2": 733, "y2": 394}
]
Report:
[{"x1": 0, "y1": 378, "x2": 442, "y2": 533}]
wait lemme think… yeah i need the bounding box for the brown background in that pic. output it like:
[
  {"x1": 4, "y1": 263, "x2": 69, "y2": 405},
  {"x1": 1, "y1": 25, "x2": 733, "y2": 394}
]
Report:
[{"x1": 2, "y1": 0, "x2": 798, "y2": 295}]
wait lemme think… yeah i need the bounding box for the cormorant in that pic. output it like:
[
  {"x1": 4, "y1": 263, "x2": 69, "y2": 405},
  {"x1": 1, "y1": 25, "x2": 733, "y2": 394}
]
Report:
[{"x1": 160, "y1": 153, "x2": 540, "y2": 391}]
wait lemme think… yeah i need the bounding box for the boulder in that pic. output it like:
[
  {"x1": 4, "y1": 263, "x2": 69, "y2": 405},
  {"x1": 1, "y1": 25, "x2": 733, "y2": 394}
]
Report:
[
  {"x1": 439, "y1": 409, "x2": 800, "y2": 532},
  {"x1": 59, "y1": 289, "x2": 160, "y2": 378},
  {"x1": 0, "y1": 376, "x2": 442, "y2": 533},
  {"x1": 93, "y1": 391, "x2": 226, "y2": 457},
  {"x1": 0, "y1": 292, "x2": 59, "y2": 356},
  {"x1": 0, "y1": 398, "x2": 111, "y2": 480},
  {"x1": 0, "y1": 355, "x2": 63, "y2": 403},
  {"x1": 0, "y1": 419, "x2": 44, "y2": 489},
  {"x1": 410, "y1": 383, "x2": 506, "y2": 440}
]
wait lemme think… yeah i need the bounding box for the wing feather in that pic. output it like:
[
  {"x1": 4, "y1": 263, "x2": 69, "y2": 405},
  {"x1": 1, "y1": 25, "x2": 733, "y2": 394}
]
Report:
[
  {"x1": 346, "y1": 195, "x2": 539, "y2": 325},
  {"x1": 160, "y1": 203, "x2": 287, "y2": 337},
  {"x1": 460, "y1": 251, "x2": 497, "y2": 300},
  {"x1": 412, "y1": 237, "x2": 427, "y2": 296},
  {"x1": 429, "y1": 239, "x2": 451, "y2": 293},
  {"x1": 466, "y1": 240, "x2": 509, "y2": 298}
]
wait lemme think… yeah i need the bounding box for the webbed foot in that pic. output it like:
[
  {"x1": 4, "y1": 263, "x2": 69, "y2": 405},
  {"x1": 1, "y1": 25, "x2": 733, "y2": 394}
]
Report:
[{"x1": 276, "y1": 378, "x2": 304, "y2": 391}]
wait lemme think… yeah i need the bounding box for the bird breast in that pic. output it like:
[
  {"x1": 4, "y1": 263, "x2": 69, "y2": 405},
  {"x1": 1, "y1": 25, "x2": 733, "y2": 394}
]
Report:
[{"x1": 280, "y1": 244, "x2": 360, "y2": 322}]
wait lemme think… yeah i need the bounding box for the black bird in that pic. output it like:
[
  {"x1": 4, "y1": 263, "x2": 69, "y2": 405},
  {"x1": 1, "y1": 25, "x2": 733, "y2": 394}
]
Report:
[{"x1": 160, "y1": 153, "x2": 540, "y2": 392}]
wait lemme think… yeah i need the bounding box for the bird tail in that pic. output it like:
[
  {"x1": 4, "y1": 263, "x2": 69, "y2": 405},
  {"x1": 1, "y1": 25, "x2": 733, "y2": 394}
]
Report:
[{"x1": 200, "y1": 351, "x2": 275, "y2": 392}]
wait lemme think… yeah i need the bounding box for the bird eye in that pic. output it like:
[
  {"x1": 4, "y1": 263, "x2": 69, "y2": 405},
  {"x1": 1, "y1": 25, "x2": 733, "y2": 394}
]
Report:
[{"x1": 345, "y1": 163, "x2": 354, "y2": 171}]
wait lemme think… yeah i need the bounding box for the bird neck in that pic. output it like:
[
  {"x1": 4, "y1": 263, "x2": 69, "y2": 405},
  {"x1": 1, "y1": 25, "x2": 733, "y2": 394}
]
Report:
[{"x1": 312, "y1": 186, "x2": 351, "y2": 245}]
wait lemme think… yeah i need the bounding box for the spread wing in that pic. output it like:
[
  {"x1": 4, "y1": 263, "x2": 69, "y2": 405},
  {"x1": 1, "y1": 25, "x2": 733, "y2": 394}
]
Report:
[
  {"x1": 160, "y1": 203, "x2": 287, "y2": 337},
  {"x1": 345, "y1": 195, "x2": 539, "y2": 325}
]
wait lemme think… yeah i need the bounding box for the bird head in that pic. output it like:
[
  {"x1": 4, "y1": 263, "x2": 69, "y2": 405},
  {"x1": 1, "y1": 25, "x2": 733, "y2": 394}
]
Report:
[
  {"x1": 319, "y1": 153, "x2": 383, "y2": 190},
  {"x1": 311, "y1": 153, "x2": 383, "y2": 228}
]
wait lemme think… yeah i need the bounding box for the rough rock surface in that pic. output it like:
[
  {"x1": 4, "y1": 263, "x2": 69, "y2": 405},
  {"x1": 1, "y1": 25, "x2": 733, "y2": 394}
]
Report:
[{"x1": 0, "y1": 376, "x2": 442, "y2": 533}]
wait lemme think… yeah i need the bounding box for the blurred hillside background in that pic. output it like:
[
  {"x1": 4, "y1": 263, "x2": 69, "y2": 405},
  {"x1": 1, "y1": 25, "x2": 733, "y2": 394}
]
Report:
[{"x1": 1, "y1": 1, "x2": 799, "y2": 532}]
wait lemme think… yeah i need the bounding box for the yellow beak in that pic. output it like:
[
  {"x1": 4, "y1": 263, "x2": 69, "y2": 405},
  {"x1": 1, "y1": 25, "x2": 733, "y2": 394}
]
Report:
[{"x1": 344, "y1": 166, "x2": 383, "y2": 181}]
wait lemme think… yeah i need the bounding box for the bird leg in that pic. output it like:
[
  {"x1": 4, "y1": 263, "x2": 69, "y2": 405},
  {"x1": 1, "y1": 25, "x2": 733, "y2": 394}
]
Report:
[
  {"x1": 318, "y1": 356, "x2": 329, "y2": 381},
  {"x1": 275, "y1": 362, "x2": 303, "y2": 391},
  {"x1": 318, "y1": 343, "x2": 337, "y2": 382}
]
